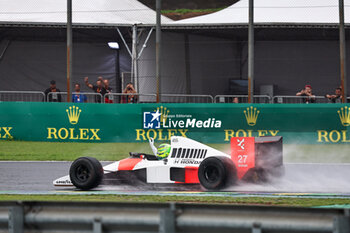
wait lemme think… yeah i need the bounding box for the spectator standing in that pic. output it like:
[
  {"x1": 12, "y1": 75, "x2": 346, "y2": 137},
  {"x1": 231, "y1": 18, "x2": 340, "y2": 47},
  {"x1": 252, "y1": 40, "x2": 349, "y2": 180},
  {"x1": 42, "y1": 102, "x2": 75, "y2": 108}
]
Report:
[
  {"x1": 296, "y1": 85, "x2": 315, "y2": 103},
  {"x1": 121, "y1": 83, "x2": 138, "y2": 103},
  {"x1": 104, "y1": 79, "x2": 113, "y2": 103},
  {"x1": 44, "y1": 80, "x2": 61, "y2": 102},
  {"x1": 326, "y1": 87, "x2": 343, "y2": 103},
  {"x1": 72, "y1": 83, "x2": 87, "y2": 103},
  {"x1": 84, "y1": 77, "x2": 106, "y2": 103}
]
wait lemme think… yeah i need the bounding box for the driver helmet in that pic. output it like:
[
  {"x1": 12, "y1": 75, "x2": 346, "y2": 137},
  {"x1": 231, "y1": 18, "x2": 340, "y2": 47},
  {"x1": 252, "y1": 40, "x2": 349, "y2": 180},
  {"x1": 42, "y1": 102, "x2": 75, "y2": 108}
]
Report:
[{"x1": 157, "y1": 144, "x2": 171, "y2": 159}]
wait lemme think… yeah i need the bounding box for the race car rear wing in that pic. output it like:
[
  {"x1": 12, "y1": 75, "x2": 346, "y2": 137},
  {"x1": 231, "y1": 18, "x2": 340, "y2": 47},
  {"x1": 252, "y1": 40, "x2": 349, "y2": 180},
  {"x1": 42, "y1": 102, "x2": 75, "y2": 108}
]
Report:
[
  {"x1": 231, "y1": 136, "x2": 283, "y2": 179},
  {"x1": 255, "y1": 136, "x2": 283, "y2": 169}
]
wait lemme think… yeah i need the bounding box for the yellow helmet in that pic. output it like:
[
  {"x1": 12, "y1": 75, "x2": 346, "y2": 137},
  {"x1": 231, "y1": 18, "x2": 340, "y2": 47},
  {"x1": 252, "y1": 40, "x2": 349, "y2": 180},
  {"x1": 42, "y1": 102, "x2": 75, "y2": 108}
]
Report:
[{"x1": 157, "y1": 144, "x2": 171, "y2": 159}]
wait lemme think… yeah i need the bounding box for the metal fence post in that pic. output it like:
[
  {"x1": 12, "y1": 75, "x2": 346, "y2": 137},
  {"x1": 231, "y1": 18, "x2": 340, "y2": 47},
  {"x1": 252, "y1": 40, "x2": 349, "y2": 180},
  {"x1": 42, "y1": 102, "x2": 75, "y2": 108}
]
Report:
[
  {"x1": 93, "y1": 218, "x2": 102, "y2": 233},
  {"x1": 252, "y1": 222, "x2": 262, "y2": 233},
  {"x1": 67, "y1": 0, "x2": 72, "y2": 103},
  {"x1": 339, "y1": 0, "x2": 347, "y2": 103},
  {"x1": 159, "y1": 205, "x2": 175, "y2": 233},
  {"x1": 132, "y1": 25, "x2": 139, "y2": 93},
  {"x1": 156, "y1": 0, "x2": 162, "y2": 103},
  {"x1": 333, "y1": 216, "x2": 350, "y2": 233},
  {"x1": 248, "y1": 0, "x2": 254, "y2": 103},
  {"x1": 8, "y1": 204, "x2": 24, "y2": 233}
]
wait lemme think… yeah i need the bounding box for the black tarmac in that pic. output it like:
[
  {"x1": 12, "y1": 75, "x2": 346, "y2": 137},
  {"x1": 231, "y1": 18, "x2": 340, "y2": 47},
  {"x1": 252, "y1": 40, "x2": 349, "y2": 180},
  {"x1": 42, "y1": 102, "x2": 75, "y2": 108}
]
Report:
[{"x1": 0, "y1": 162, "x2": 350, "y2": 196}]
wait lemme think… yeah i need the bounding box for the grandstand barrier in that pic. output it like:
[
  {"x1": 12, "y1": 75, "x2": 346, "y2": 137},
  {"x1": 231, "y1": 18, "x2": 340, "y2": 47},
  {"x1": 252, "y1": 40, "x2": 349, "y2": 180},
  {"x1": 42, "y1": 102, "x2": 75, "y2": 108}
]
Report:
[
  {"x1": 0, "y1": 91, "x2": 45, "y2": 102},
  {"x1": 273, "y1": 95, "x2": 334, "y2": 104},
  {"x1": 160, "y1": 94, "x2": 213, "y2": 103},
  {"x1": 2, "y1": 91, "x2": 349, "y2": 104},
  {"x1": 0, "y1": 102, "x2": 349, "y2": 144},
  {"x1": 47, "y1": 92, "x2": 103, "y2": 103},
  {"x1": 0, "y1": 201, "x2": 349, "y2": 233},
  {"x1": 214, "y1": 95, "x2": 272, "y2": 103},
  {"x1": 104, "y1": 93, "x2": 157, "y2": 103}
]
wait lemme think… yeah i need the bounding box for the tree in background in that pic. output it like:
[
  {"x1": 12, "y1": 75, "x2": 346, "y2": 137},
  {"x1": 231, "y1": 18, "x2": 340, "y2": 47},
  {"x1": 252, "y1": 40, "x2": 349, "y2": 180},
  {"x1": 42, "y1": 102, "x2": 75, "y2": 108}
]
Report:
[
  {"x1": 139, "y1": 0, "x2": 238, "y2": 10},
  {"x1": 139, "y1": 0, "x2": 239, "y2": 20}
]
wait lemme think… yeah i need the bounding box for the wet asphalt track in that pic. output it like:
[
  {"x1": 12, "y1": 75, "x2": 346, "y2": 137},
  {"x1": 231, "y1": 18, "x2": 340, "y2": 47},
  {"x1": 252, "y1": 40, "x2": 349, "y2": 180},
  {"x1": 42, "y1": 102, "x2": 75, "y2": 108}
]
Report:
[{"x1": 0, "y1": 161, "x2": 350, "y2": 198}]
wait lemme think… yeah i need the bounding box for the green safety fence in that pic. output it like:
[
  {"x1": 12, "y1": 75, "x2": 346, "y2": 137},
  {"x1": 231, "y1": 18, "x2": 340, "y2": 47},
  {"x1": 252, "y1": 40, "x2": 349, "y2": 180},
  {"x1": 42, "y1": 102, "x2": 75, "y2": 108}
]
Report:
[{"x1": 0, "y1": 102, "x2": 349, "y2": 144}]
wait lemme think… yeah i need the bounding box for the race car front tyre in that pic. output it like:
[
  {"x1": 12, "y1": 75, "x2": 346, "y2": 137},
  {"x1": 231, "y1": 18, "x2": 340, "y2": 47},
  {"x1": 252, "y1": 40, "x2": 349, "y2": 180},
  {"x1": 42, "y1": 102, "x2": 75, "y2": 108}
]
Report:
[
  {"x1": 69, "y1": 157, "x2": 103, "y2": 190},
  {"x1": 198, "y1": 157, "x2": 237, "y2": 190}
]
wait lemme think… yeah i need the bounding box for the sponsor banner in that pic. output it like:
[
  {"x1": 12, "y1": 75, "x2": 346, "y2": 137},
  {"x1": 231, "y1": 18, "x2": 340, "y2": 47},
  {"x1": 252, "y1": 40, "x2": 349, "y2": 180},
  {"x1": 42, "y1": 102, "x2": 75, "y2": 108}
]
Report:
[{"x1": 0, "y1": 102, "x2": 350, "y2": 144}]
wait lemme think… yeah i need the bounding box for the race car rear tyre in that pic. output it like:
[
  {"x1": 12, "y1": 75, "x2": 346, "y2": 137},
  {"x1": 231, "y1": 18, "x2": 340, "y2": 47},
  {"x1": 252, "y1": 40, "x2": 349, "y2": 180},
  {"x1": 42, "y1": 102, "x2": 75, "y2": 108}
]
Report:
[
  {"x1": 198, "y1": 157, "x2": 237, "y2": 190},
  {"x1": 69, "y1": 157, "x2": 103, "y2": 190}
]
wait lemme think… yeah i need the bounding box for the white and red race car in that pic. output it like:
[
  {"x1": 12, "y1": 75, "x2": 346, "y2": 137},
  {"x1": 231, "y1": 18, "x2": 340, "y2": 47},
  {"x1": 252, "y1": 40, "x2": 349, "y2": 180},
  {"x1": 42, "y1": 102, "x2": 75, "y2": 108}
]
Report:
[{"x1": 53, "y1": 136, "x2": 283, "y2": 190}]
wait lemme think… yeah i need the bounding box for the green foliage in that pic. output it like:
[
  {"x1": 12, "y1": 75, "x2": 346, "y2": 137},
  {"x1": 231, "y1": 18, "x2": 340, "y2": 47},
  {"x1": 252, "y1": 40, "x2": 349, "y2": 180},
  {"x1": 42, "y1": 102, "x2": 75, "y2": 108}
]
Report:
[
  {"x1": 0, "y1": 141, "x2": 151, "y2": 161},
  {"x1": 0, "y1": 194, "x2": 348, "y2": 207},
  {"x1": 161, "y1": 8, "x2": 224, "y2": 14}
]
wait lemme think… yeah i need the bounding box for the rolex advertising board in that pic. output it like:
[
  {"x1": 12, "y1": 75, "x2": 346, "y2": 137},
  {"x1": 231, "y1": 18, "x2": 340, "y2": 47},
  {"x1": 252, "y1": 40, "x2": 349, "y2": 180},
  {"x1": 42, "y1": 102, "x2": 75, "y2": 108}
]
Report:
[{"x1": 0, "y1": 102, "x2": 349, "y2": 144}]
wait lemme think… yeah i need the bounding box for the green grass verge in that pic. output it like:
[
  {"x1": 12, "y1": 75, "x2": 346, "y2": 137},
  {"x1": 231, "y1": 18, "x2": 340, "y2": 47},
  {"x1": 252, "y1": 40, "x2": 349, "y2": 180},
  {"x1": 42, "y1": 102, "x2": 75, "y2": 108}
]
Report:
[
  {"x1": 0, "y1": 194, "x2": 349, "y2": 207},
  {"x1": 0, "y1": 141, "x2": 230, "y2": 161},
  {"x1": 161, "y1": 8, "x2": 225, "y2": 14},
  {"x1": 0, "y1": 141, "x2": 151, "y2": 161},
  {"x1": 1, "y1": 140, "x2": 350, "y2": 162}
]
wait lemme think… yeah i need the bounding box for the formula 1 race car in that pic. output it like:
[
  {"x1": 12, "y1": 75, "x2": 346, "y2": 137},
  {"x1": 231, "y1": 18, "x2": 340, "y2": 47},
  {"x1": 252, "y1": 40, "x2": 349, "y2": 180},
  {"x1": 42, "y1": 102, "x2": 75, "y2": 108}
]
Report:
[{"x1": 53, "y1": 136, "x2": 283, "y2": 190}]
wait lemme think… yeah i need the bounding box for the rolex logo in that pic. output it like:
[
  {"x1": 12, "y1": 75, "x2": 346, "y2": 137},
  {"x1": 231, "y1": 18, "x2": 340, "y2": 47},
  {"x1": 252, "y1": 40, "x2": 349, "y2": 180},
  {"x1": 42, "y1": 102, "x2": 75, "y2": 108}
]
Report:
[
  {"x1": 244, "y1": 106, "x2": 260, "y2": 126},
  {"x1": 66, "y1": 106, "x2": 81, "y2": 125},
  {"x1": 155, "y1": 106, "x2": 170, "y2": 126},
  {"x1": 338, "y1": 106, "x2": 350, "y2": 126}
]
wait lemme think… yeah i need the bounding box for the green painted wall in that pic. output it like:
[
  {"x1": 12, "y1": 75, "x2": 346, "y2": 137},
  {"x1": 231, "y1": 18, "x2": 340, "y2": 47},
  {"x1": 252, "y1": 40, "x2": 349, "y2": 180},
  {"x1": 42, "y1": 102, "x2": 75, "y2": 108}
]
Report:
[{"x1": 0, "y1": 102, "x2": 349, "y2": 144}]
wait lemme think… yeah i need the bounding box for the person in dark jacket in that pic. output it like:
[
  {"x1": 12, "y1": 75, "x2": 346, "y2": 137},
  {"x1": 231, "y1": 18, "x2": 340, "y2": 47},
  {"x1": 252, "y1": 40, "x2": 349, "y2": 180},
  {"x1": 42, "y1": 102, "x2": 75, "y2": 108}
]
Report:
[
  {"x1": 296, "y1": 84, "x2": 315, "y2": 103},
  {"x1": 326, "y1": 87, "x2": 343, "y2": 103},
  {"x1": 44, "y1": 80, "x2": 61, "y2": 102},
  {"x1": 84, "y1": 76, "x2": 106, "y2": 103}
]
